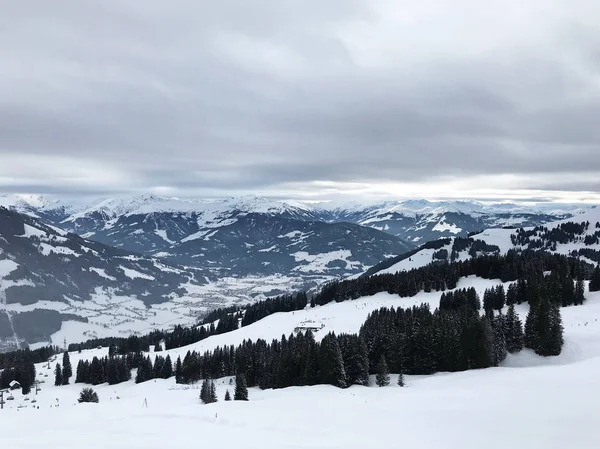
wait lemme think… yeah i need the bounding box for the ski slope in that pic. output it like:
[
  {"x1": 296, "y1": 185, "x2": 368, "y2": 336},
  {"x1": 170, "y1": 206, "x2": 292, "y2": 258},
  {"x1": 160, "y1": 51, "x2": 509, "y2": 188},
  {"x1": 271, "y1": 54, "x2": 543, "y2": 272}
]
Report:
[{"x1": 1, "y1": 282, "x2": 600, "y2": 448}]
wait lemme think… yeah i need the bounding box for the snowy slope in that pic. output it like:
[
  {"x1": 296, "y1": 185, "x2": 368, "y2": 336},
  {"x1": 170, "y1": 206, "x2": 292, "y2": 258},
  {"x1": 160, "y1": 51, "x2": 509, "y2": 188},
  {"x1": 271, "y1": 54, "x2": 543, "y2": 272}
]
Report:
[
  {"x1": 367, "y1": 209, "x2": 600, "y2": 277},
  {"x1": 2, "y1": 282, "x2": 600, "y2": 449}
]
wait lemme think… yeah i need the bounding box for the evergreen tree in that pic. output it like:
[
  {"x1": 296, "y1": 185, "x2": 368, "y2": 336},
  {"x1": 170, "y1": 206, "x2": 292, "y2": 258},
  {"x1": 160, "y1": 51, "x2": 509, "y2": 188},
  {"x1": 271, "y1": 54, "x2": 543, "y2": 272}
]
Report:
[
  {"x1": 54, "y1": 363, "x2": 63, "y2": 387},
  {"x1": 397, "y1": 371, "x2": 405, "y2": 387},
  {"x1": 78, "y1": 388, "x2": 99, "y2": 403},
  {"x1": 224, "y1": 389, "x2": 231, "y2": 401},
  {"x1": 162, "y1": 355, "x2": 173, "y2": 379},
  {"x1": 200, "y1": 378, "x2": 209, "y2": 404},
  {"x1": 209, "y1": 380, "x2": 218, "y2": 403},
  {"x1": 318, "y1": 333, "x2": 346, "y2": 388},
  {"x1": 590, "y1": 266, "x2": 600, "y2": 292},
  {"x1": 491, "y1": 313, "x2": 508, "y2": 366},
  {"x1": 234, "y1": 373, "x2": 249, "y2": 401},
  {"x1": 575, "y1": 278, "x2": 585, "y2": 306},
  {"x1": 524, "y1": 305, "x2": 537, "y2": 350},
  {"x1": 62, "y1": 352, "x2": 72, "y2": 385},
  {"x1": 525, "y1": 297, "x2": 564, "y2": 356},
  {"x1": 504, "y1": 305, "x2": 524, "y2": 353},
  {"x1": 175, "y1": 356, "x2": 183, "y2": 384},
  {"x1": 375, "y1": 355, "x2": 390, "y2": 387}
]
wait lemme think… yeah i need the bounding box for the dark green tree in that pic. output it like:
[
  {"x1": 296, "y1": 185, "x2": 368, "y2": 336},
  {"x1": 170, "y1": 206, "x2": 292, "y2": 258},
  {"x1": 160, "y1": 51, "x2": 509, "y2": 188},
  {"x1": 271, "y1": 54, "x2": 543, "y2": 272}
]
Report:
[
  {"x1": 62, "y1": 352, "x2": 72, "y2": 385},
  {"x1": 397, "y1": 371, "x2": 405, "y2": 387},
  {"x1": 54, "y1": 363, "x2": 63, "y2": 387},
  {"x1": 224, "y1": 389, "x2": 231, "y2": 401},
  {"x1": 78, "y1": 388, "x2": 99, "y2": 403},
  {"x1": 318, "y1": 333, "x2": 346, "y2": 388},
  {"x1": 575, "y1": 279, "x2": 585, "y2": 305},
  {"x1": 234, "y1": 373, "x2": 249, "y2": 401},
  {"x1": 504, "y1": 305, "x2": 524, "y2": 353},
  {"x1": 375, "y1": 355, "x2": 390, "y2": 387},
  {"x1": 590, "y1": 266, "x2": 600, "y2": 292}
]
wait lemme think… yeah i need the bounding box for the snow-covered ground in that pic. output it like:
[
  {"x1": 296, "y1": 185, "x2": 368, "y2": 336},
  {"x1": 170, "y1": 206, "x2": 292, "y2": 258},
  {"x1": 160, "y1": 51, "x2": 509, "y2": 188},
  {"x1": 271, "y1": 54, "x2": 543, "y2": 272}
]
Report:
[{"x1": 1, "y1": 281, "x2": 600, "y2": 448}]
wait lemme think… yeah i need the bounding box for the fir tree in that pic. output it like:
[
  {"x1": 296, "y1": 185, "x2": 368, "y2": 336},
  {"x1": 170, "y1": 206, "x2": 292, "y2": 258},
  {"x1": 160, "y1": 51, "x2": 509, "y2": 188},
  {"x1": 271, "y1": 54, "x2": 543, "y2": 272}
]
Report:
[
  {"x1": 375, "y1": 355, "x2": 390, "y2": 387},
  {"x1": 209, "y1": 380, "x2": 218, "y2": 403},
  {"x1": 162, "y1": 355, "x2": 173, "y2": 379},
  {"x1": 575, "y1": 278, "x2": 585, "y2": 306},
  {"x1": 234, "y1": 373, "x2": 249, "y2": 401},
  {"x1": 54, "y1": 363, "x2": 63, "y2": 386},
  {"x1": 524, "y1": 305, "x2": 537, "y2": 350},
  {"x1": 175, "y1": 356, "x2": 183, "y2": 384},
  {"x1": 397, "y1": 371, "x2": 405, "y2": 387},
  {"x1": 318, "y1": 333, "x2": 346, "y2": 388},
  {"x1": 78, "y1": 388, "x2": 99, "y2": 403},
  {"x1": 200, "y1": 378, "x2": 209, "y2": 404},
  {"x1": 504, "y1": 305, "x2": 524, "y2": 353},
  {"x1": 590, "y1": 266, "x2": 600, "y2": 292},
  {"x1": 62, "y1": 352, "x2": 72, "y2": 385},
  {"x1": 492, "y1": 313, "x2": 508, "y2": 366},
  {"x1": 224, "y1": 389, "x2": 231, "y2": 401}
]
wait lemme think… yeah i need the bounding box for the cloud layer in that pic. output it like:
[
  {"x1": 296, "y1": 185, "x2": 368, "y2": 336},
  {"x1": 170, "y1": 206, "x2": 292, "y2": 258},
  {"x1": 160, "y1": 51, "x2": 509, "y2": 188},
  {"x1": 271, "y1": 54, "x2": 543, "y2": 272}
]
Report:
[{"x1": 1, "y1": 0, "x2": 599, "y2": 201}]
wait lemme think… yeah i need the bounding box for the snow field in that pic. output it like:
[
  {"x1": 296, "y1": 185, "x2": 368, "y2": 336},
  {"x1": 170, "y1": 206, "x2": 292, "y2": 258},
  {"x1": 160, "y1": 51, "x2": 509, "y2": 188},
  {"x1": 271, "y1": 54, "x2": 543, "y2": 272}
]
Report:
[{"x1": 1, "y1": 280, "x2": 600, "y2": 448}]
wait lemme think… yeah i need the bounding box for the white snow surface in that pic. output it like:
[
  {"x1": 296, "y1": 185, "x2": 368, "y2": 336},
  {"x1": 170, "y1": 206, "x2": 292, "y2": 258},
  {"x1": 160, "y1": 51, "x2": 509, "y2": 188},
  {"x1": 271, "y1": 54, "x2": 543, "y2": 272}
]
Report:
[{"x1": 2, "y1": 281, "x2": 600, "y2": 448}]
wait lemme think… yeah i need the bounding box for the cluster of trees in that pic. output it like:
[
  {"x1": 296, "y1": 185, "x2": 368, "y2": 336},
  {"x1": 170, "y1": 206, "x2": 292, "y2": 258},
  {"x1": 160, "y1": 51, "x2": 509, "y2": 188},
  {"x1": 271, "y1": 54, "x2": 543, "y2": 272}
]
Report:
[
  {"x1": 483, "y1": 285, "x2": 506, "y2": 312},
  {"x1": 315, "y1": 251, "x2": 591, "y2": 307},
  {"x1": 449, "y1": 238, "x2": 501, "y2": 262},
  {"x1": 0, "y1": 348, "x2": 36, "y2": 394},
  {"x1": 75, "y1": 355, "x2": 133, "y2": 385},
  {"x1": 512, "y1": 221, "x2": 600, "y2": 249},
  {"x1": 524, "y1": 296, "x2": 563, "y2": 356},
  {"x1": 54, "y1": 352, "x2": 72, "y2": 386},
  {"x1": 439, "y1": 288, "x2": 480, "y2": 312},
  {"x1": 200, "y1": 379, "x2": 218, "y2": 404},
  {"x1": 135, "y1": 354, "x2": 173, "y2": 383},
  {"x1": 0, "y1": 346, "x2": 58, "y2": 370},
  {"x1": 199, "y1": 375, "x2": 248, "y2": 404},
  {"x1": 577, "y1": 249, "x2": 600, "y2": 264}
]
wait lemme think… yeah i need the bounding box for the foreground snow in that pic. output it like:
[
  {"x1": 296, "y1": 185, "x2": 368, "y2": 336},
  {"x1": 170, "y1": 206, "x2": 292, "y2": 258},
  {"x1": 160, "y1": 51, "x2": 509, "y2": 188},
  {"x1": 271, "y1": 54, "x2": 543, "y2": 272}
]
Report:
[{"x1": 2, "y1": 288, "x2": 600, "y2": 448}]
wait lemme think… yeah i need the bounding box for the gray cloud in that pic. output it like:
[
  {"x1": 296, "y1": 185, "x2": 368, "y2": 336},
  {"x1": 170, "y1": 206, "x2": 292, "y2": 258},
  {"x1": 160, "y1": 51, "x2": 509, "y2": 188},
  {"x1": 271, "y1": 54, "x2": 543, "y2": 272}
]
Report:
[{"x1": 1, "y1": 0, "x2": 599, "y2": 200}]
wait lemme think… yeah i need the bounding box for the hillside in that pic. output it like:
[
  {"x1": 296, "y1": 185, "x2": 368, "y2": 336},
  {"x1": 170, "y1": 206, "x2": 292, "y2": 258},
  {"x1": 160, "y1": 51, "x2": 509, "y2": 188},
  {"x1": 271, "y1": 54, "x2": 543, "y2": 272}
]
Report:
[
  {"x1": 0, "y1": 207, "x2": 214, "y2": 350},
  {"x1": 1, "y1": 273, "x2": 599, "y2": 448},
  {"x1": 366, "y1": 208, "x2": 600, "y2": 277}
]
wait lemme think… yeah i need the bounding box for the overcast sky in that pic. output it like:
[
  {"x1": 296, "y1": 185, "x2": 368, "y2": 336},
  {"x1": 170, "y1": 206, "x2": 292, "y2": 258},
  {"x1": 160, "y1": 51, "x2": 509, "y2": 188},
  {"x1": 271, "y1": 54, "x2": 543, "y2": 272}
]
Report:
[{"x1": 1, "y1": 0, "x2": 599, "y2": 202}]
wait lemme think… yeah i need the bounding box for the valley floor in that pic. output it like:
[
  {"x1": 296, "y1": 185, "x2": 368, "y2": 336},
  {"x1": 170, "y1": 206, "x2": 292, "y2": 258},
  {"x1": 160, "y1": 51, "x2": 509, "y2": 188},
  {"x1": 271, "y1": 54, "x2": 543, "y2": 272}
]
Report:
[{"x1": 2, "y1": 286, "x2": 600, "y2": 448}]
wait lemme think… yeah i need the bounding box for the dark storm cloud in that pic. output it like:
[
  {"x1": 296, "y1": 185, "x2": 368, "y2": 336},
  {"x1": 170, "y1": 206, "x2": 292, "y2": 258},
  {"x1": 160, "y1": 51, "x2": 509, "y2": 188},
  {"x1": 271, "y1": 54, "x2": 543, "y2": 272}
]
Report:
[{"x1": 1, "y1": 0, "x2": 599, "y2": 198}]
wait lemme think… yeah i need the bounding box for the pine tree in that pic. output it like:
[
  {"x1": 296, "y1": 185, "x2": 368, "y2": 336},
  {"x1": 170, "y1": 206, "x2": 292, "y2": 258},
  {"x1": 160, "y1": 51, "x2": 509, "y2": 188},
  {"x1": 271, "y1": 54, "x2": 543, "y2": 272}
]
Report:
[
  {"x1": 175, "y1": 356, "x2": 183, "y2": 383},
  {"x1": 200, "y1": 378, "x2": 209, "y2": 404},
  {"x1": 575, "y1": 278, "x2": 585, "y2": 305},
  {"x1": 234, "y1": 374, "x2": 249, "y2": 401},
  {"x1": 318, "y1": 333, "x2": 346, "y2": 388},
  {"x1": 224, "y1": 389, "x2": 231, "y2": 401},
  {"x1": 375, "y1": 355, "x2": 390, "y2": 387},
  {"x1": 397, "y1": 371, "x2": 405, "y2": 387},
  {"x1": 78, "y1": 388, "x2": 99, "y2": 403},
  {"x1": 495, "y1": 285, "x2": 506, "y2": 311},
  {"x1": 524, "y1": 305, "x2": 537, "y2": 350},
  {"x1": 54, "y1": 363, "x2": 63, "y2": 387},
  {"x1": 62, "y1": 352, "x2": 72, "y2": 385},
  {"x1": 162, "y1": 355, "x2": 173, "y2": 379},
  {"x1": 209, "y1": 380, "x2": 218, "y2": 403},
  {"x1": 590, "y1": 266, "x2": 600, "y2": 292},
  {"x1": 505, "y1": 305, "x2": 524, "y2": 353},
  {"x1": 492, "y1": 313, "x2": 508, "y2": 366}
]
